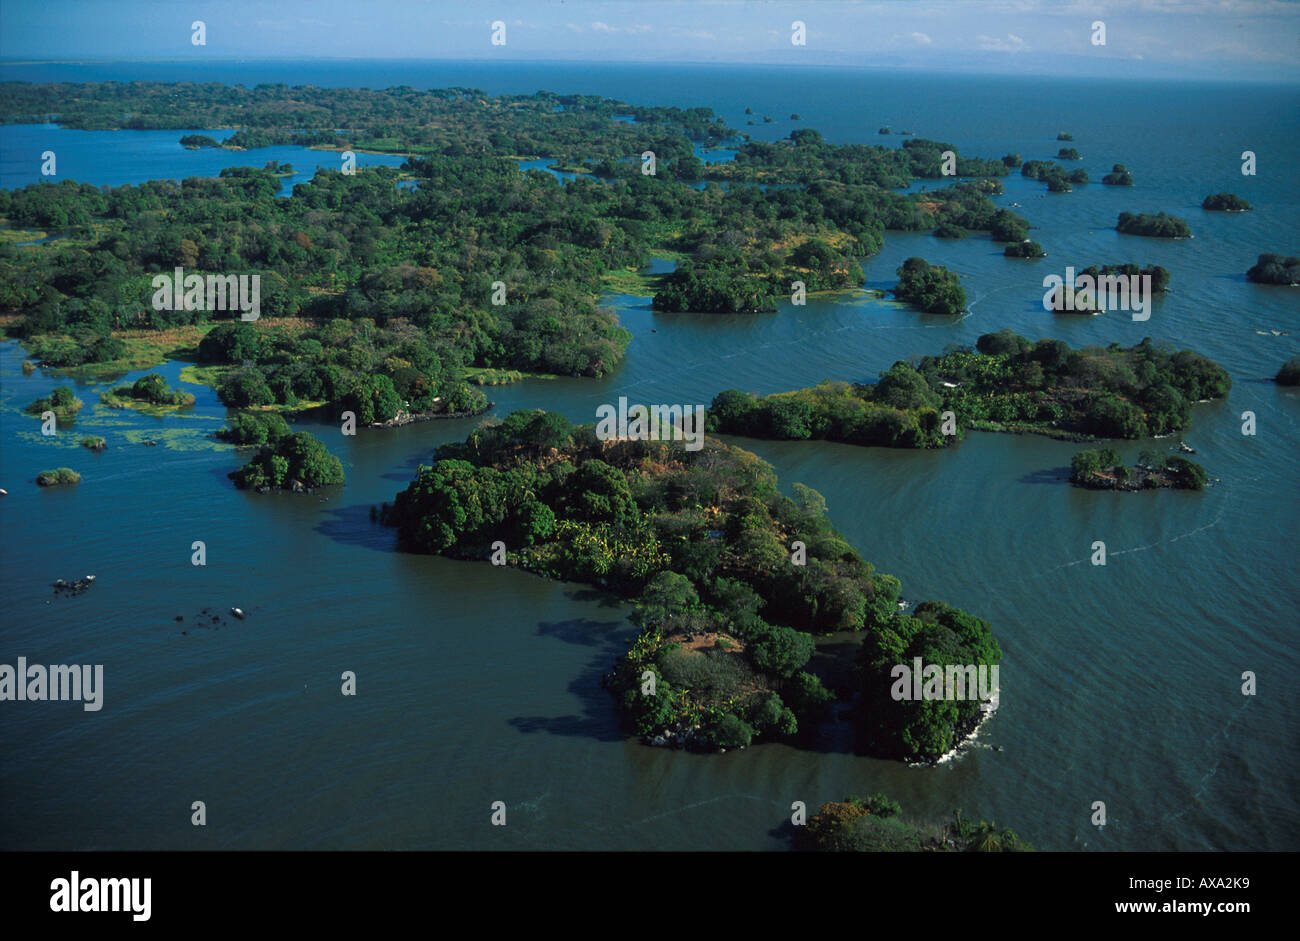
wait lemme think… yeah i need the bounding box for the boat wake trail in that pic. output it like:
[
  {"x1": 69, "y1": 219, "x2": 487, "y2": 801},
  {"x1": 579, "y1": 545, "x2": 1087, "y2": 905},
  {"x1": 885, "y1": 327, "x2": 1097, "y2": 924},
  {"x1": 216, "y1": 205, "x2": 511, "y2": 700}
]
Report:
[
  {"x1": 1153, "y1": 696, "x2": 1254, "y2": 827},
  {"x1": 1031, "y1": 493, "x2": 1232, "y2": 578},
  {"x1": 597, "y1": 793, "x2": 773, "y2": 834}
]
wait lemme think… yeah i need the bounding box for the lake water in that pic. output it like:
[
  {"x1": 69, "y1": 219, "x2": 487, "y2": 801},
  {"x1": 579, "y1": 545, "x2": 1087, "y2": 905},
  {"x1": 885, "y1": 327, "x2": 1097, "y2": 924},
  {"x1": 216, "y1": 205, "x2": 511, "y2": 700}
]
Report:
[
  {"x1": 0, "y1": 124, "x2": 407, "y2": 195},
  {"x1": 1, "y1": 61, "x2": 1297, "y2": 851}
]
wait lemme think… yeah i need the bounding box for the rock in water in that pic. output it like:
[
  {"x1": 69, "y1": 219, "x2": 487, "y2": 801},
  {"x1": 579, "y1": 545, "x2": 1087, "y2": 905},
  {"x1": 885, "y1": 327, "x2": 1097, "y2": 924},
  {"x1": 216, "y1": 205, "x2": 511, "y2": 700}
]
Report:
[{"x1": 230, "y1": 607, "x2": 246, "y2": 620}]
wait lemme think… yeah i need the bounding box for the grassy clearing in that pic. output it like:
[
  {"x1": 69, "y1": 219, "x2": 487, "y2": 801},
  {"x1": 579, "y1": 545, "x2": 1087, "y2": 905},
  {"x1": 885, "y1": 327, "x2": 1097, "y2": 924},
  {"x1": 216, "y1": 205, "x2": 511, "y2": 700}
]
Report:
[
  {"x1": 0, "y1": 226, "x2": 49, "y2": 244},
  {"x1": 456, "y1": 366, "x2": 558, "y2": 385},
  {"x1": 179, "y1": 363, "x2": 229, "y2": 387},
  {"x1": 18, "y1": 319, "x2": 318, "y2": 381},
  {"x1": 600, "y1": 252, "x2": 683, "y2": 297},
  {"x1": 601, "y1": 267, "x2": 665, "y2": 297},
  {"x1": 99, "y1": 390, "x2": 196, "y2": 416}
]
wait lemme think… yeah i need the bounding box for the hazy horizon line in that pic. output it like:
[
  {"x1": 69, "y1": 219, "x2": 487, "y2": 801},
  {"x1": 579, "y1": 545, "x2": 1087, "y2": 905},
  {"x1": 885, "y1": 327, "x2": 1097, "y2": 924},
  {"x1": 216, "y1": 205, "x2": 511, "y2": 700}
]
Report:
[{"x1": 1, "y1": 56, "x2": 1296, "y2": 87}]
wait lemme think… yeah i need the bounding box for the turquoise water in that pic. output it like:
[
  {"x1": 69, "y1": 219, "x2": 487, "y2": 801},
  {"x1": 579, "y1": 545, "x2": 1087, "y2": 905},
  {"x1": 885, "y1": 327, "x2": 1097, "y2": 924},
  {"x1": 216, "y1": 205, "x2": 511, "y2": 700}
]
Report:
[{"x1": 1, "y1": 61, "x2": 1297, "y2": 851}]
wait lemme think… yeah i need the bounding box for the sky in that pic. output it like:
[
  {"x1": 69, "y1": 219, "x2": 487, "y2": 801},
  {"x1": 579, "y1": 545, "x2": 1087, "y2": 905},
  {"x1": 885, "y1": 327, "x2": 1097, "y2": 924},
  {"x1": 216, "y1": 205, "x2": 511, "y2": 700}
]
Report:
[{"x1": 0, "y1": 0, "x2": 1297, "y2": 82}]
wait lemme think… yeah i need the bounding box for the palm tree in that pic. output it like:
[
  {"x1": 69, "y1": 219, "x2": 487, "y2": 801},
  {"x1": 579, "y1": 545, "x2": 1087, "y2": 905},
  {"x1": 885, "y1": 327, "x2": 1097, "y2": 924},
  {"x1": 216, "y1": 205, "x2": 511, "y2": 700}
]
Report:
[{"x1": 973, "y1": 822, "x2": 1004, "y2": 853}]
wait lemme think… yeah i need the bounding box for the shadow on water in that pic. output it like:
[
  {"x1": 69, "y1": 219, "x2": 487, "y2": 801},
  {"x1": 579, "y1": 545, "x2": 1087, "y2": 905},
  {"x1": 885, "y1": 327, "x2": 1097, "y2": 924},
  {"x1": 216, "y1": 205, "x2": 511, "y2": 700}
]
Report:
[
  {"x1": 314, "y1": 503, "x2": 398, "y2": 553},
  {"x1": 564, "y1": 585, "x2": 635, "y2": 610},
  {"x1": 1019, "y1": 466, "x2": 1072, "y2": 485},
  {"x1": 377, "y1": 445, "x2": 442, "y2": 483},
  {"x1": 767, "y1": 817, "x2": 800, "y2": 848},
  {"x1": 206, "y1": 464, "x2": 241, "y2": 491},
  {"x1": 536, "y1": 616, "x2": 631, "y2": 649},
  {"x1": 508, "y1": 616, "x2": 631, "y2": 743}
]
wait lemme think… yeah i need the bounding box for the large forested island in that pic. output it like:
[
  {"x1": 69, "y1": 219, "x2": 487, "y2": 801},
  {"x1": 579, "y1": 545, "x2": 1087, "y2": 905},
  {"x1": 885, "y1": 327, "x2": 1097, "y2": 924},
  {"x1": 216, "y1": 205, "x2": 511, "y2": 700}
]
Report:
[
  {"x1": 0, "y1": 81, "x2": 1037, "y2": 396},
  {"x1": 379, "y1": 409, "x2": 1000, "y2": 763},
  {"x1": 708, "y1": 330, "x2": 1230, "y2": 446}
]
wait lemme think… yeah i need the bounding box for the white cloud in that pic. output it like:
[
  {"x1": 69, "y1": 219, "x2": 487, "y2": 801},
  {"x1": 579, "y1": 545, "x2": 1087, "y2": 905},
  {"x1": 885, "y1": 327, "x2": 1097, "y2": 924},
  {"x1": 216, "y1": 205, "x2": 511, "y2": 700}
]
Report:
[
  {"x1": 976, "y1": 33, "x2": 1027, "y2": 52},
  {"x1": 586, "y1": 21, "x2": 653, "y2": 34},
  {"x1": 911, "y1": 32, "x2": 933, "y2": 45}
]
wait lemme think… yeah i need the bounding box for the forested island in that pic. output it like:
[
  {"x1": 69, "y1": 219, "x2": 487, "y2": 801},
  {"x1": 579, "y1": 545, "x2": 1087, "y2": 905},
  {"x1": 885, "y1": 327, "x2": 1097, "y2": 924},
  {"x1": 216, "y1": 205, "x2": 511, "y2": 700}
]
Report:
[
  {"x1": 1201, "y1": 192, "x2": 1251, "y2": 212},
  {"x1": 1004, "y1": 240, "x2": 1046, "y2": 258},
  {"x1": 1069, "y1": 448, "x2": 1207, "y2": 491},
  {"x1": 892, "y1": 257, "x2": 966, "y2": 315},
  {"x1": 228, "y1": 430, "x2": 344, "y2": 492},
  {"x1": 1117, "y1": 211, "x2": 1192, "y2": 238},
  {"x1": 379, "y1": 409, "x2": 1000, "y2": 763},
  {"x1": 179, "y1": 134, "x2": 222, "y2": 149},
  {"x1": 25, "y1": 385, "x2": 83, "y2": 424},
  {"x1": 1021, "y1": 160, "x2": 1086, "y2": 192},
  {"x1": 1247, "y1": 254, "x2": 1300, "y2": 286},
  {"x1": 36, "y1": 467, "x2": 81, "y2": 487},
  {"x1": 100, "y1": 372, "x2": 196, "y2": 412},
  {"x1": 707, "y1": 330, "x2": 1230, "y2": 446},
  {"x1": 1277, "y1": 357, "x2": 1300, "y2": 385},
  {"x1": 1102, "y1": 164, "x2": 1134, "y2": 186},
  {"x1": 797, "y1": 795, "x2": 1033, "y2": 852},
  {"x1": 1047, "y1": 263, "x2": 1171, "y2": 312}
]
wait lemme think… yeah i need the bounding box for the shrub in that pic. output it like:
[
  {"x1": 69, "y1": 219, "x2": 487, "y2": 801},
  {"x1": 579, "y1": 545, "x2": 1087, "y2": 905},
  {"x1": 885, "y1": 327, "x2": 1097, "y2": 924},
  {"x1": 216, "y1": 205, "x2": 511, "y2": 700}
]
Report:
[
  {"x1": 218, "y1": 410, "x2": 291, "y2": 445},
  {"x1": 36, "y1": 467, "x2": 81, "y2": 486}
]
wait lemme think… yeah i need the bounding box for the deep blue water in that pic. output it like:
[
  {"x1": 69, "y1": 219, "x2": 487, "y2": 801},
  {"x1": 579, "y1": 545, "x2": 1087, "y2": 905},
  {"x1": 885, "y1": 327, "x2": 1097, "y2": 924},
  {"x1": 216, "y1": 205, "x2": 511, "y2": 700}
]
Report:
[
  {"x1": 0, "y1": 123, "x2": 406, "y2": 195},
  {"x1": 1, "y1": 60, "x2": 1297, "y2": 851}
]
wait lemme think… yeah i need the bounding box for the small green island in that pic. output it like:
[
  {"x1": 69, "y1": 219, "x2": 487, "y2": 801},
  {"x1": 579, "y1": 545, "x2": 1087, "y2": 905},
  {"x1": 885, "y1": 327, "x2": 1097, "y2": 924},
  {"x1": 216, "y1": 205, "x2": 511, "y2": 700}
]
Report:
[
  {"x1": 36, "y1": 467, "x2": 81, "y2": 487},
  {"x1": 1069, "y1": 448, "x2": 1207, "y2": 491},
  {"x1": 1056, "y1": 147, "x2": 1080, "y2": 160},
  {"x1": 25, "y1": 385, "x2": 83, "y2": 424},
  {"x1": 1047, "y1": 263, "x2": 1171, "y2": 312},
  {"x1": 1102, "y1": 164, "x2": 1134, "y2": 186},
  {"x1": 1276, "y1": 357, "x2": 1300, "y2": 385},
  {"x1": 228, "y1": 430, "x2": 345, "y2": 491},
  {"x1": 1117, "y1": 211, "x2": 1192, "y2": 238},
  {"x1": 797, "y1": 795, "x2": 1033, "y2": 852},
  {"x1": 1021, "y1": 160, "x2": 1085, "y2": 192},
  {"x1": 1246, "y1": 253, "x2": 1299, "y2": 286},
  {"x1": 380, "y1": 410, "x2": 1000, "y2": 763},
  {"x1": 1202, "y1": 192, "x2": 1252, "y2": 212},
  {"x1": 100, "y1": 372, "x2": 196, "y2": 412},
  {"x1": 1004, "y1": 240, "x2": 1046, "y2": 258},
  {"x1": 79, "y1": 435, "x2": 107, "y2": 451},
  {"x1": 1056, "y1": 132, "x2": 1073, "y2": 141},
  {"x1": 708, "y1": 330, "x2": 1230, "y2": 446},
  {"x1": 892, "y1": 256, "x2": 966, "y2": 315},
  {"x1": 179, "y1": 134, "x2": 222, "y2": 149}
]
